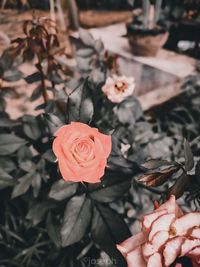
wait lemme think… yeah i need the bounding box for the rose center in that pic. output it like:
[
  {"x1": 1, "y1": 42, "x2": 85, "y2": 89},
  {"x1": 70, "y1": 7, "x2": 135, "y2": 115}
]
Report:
[
  {"x1": 114, "y1": 81, "x2": 128, "y2": 93},
  {"x1": 71, "y1": 137, "x2": 95, "y2": 163},
  {"x1": 169, "y1": 226, "x2": 177, "y2": 236},
  {"x1": 75, "y1": 141, "x2": 92, "y2": 155},
  {"x1": 77, "y1": 142, "x2": 89, "y2": 152}
]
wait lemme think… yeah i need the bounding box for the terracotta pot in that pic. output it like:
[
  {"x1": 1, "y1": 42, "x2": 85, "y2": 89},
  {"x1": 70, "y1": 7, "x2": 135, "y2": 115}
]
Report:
[{"x1": 127, "y1": 25, "x2": 169, "y2": 57}]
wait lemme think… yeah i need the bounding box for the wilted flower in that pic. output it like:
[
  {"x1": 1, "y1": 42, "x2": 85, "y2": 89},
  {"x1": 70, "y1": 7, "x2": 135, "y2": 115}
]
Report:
[
  {"x1": 102, "y1": 75, "x2": 135, "y2": 103},
  {"x1": 117, "y1": 195, "x2": 200, "y2": 267},
  {"x1": 53, "y1": 122, "x2": 112, "y2": 183}
]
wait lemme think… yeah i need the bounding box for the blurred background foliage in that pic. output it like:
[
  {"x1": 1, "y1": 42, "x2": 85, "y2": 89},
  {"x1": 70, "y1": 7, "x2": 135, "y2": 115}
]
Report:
[
  {"x1": 2, "y1": 0, "x2": 200, "y2": 11},
  {"x1": 0, "y1": 1, "x2": 200, "y2": 267}
]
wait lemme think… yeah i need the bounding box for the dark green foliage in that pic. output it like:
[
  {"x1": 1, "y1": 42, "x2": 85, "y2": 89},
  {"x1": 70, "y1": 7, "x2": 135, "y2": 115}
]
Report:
[{"x1": 61, "y1": 195, "x2": 92, "y2": 247}]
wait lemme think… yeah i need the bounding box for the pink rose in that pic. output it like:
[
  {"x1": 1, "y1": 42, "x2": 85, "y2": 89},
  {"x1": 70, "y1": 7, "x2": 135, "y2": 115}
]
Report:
[
  {"x1": 102, "y1": 75, "x2": 135, "y2": 103},
  {"x1": 117, "y1": 195, "x2": 200, "y2": 267},
  {"x1": 52, "y1": 122, "x2": 112, "y2": 183}
]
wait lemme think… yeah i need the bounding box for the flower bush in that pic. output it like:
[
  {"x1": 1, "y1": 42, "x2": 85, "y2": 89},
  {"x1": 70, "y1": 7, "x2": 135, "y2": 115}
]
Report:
[{"x1": 0, "y1": 18, "x2": 199, "y2": 267}]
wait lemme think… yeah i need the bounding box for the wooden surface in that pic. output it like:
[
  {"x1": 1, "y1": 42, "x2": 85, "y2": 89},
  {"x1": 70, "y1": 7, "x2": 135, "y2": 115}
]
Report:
[
  {"x1": 138, "y1": 81, "x2": 183, "y2": 111},
  {"x1": 80, "y1": 10, "x2": 132, "y2": 28}
]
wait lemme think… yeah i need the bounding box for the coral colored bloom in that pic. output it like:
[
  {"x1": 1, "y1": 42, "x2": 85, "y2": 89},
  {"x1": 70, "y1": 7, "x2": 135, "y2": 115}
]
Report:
[
  {"x1": 52, "y1": 122, "x2": 112, "y2": 183},
  {"x1": 117, "y1": 195, "x2": 200, "y2": 267},
  {"x1": 102, "y1": 75, "x2": 135, "y2": 103}
]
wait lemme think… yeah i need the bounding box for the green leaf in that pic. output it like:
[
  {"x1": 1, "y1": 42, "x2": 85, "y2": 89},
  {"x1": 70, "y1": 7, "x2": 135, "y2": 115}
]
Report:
[
  {"x1": 31, "y1": 172, "x2": 42, "y2": 198},
  {"x1": 22, "y1": 47, "x2": 34, "y2": 62},
  {"x1": 68, "y1": 80, "x2": 94, "y2": 123},
  {"x1": 24, "y1": 72, "x2": 41, "y2": 84},
  {"x1": 114, "y1": 96, "x2": 143, "y2": 125},
  {"x1": 141, "y1": 159, "x2": 178, "y2": 170},
  {"x1": 89, "y1": 171, "x2": 131, "y2": 203},
  {"x1": 91, "y1": 204, "x2": 130, "y2": 267},
  {"x1": 0, "y1": 157, "x2": 16, "y2": 172},
  {"x1": 195, "y1": 161, "x2": 200, "y2": 185},
  {"x1": 49, "y1": 180, "x2": 78, "y2": 201},
  {"x1": 46, "y1": 212, "x2": 61, "y2": 248},
  {"x1": 30, "y1": 85, "x2": 42, "y2": 101},
  {"x1": 0, "y1": 168, "x2": 15, "y2": 190},
  {"x1": 3, "y1": 69, "x2": 22, "y2": 82},
  {"x1": 43, "y1": 149, "x2": 57, "y2": 163},
  {"x1": 137, "y1": 166, "x2": 180, "y2": 187},
  {"x1": 0, "y1": 134, "x2": 27, "y2": 155},
  {"x1": 17, "y1": 145, "x2": 32, "y2": 162},
  {"x1": 11, "y1": 173, "x2": 33, "y2": 198},
  {"x1": 167, "y1": 172, "x2": 190, "y2": 199},
  {"x1": 76, "y1": 48, "x2": 94, "y2": 58},
  {"x1": 0, "y1": 118, "x2": 20, "y2": 127},
  {"x1": 23, "y1": 115, "x2": 42, "y2": 140},
  {"x1": 43, "y1": 113, "x2": 63, "y2": 134},
  {"x1": 61, "y1": 195, "x2": 91, "y2": 247},
  {"x1": 184, "y1": 139, "x2": 194, "y2": 172},
  {"x1": 26, "y1": 202, "x2": 49, "y2": 226},
  {"x1": 19, "y1": 160, "x2": 36, "y2": 172},
  {"x1": 94, "y1": 39, "x2": 104, "y2": 52},
  {"x1": 76, "y1": 57, "x2": 91, "y2": 72}
]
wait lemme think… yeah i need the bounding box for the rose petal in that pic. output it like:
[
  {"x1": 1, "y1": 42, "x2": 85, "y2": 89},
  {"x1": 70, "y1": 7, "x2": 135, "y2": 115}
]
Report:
[
  {"x1": 54, "y1": 128, "x2": 80, "y2": 159},
  {"x1": 96, "y1": 134, "x2": 112, "y2": 158},
  {"x1": 54, "y1": 125, "x2": 68, "y2": 137},
  {"x1": 70, "y1": 122, "x2": 98, "y2": 134},
  {"x1": 142, "y1": 231, "x2": 169, "y2": 259},
  {"x1": 80, "y1": 161, "x2": 106, "y2": 183},
  {"x1": 171, "y1": 212, "x2": 200, "y2": 236},
  {"x1": 187, "y1": 246, "x2": 200, "y2": 257},
  {"x1": 192, "y1": 261, "x2": 200, "y2": 267},
  {"x1": 147, "y1": 252, "x2": 162, "y2": 267},
  {"x1": 149, "y1": 213, "x2": 175, "y2": 241},
  {"x1": 181, "y1": 239, "x2": 200, "y2": 256},
  {"x1": 53, "y1": 128, "x2": 70, "y2": 156},
  {"x1": 126, "y1": 246, "x2": 146, "y2": 267},
  {"x1": 157, "y1": 195, "x2": 183, "y2": 217},
  {"x1": 117, "y1": 232, "x2": 145, "y2": 255},
  {"x1": 93, "y1": 137, "x2": 109, "y2": 164},
  {"x1": 163, "y1": 236, "x2": 185, "y2": 266},
  {"x1": 58, "y1": 155, "x2": 80, "y2": 182},
  {"x1": 190, "y1": 227, "x2": 200, "y2": 239},
  {"x1": 186, "y1": 247, "x2": 200, "y2": 266},
  {"x1": 142, "y1": 209, "x2": 167, "y2": 231},
  {"x1": 102, "y1": 75, "x2": 135, "y2": 103},
  {"x1": 62, "y1": 134, "x2": 83, "y2": 165}
]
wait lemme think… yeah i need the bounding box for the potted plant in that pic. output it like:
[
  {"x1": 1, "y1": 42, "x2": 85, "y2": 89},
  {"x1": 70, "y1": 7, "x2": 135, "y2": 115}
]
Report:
[{"x1": 127, "y1": 0, "x2": 169, "y2": 56}]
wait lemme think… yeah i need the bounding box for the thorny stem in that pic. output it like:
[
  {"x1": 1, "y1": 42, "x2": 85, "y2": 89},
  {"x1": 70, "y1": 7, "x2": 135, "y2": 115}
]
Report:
[{"x1": 37, "y1": 61, "x2": 49, "y2": 104}]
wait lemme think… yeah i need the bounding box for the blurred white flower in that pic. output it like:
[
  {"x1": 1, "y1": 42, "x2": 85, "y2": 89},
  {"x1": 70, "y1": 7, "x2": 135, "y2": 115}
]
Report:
[{"x1": 102, "y1": 75, "x2": 135, "y2": 103}]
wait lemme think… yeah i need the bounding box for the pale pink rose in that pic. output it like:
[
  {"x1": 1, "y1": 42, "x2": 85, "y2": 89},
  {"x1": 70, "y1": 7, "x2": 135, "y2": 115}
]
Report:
[
  {"x1": 117, "y1": 195, "x2": 200, "y2": 267},
  {"x1": 102, "y1": 75, "x2": 135, "y2": 103}
]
